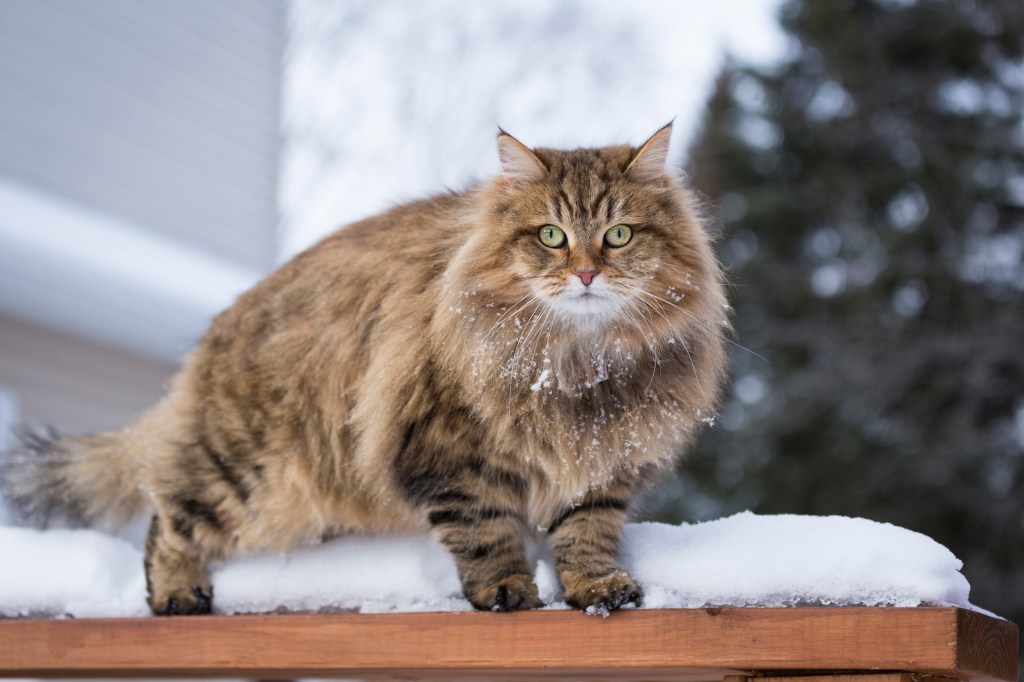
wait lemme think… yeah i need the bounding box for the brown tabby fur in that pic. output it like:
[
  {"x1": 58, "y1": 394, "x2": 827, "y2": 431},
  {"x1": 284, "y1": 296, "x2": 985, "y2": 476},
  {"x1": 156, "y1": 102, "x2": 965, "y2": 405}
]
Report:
[{"x1": 1, "y1": 124, "x2": 729, "y2": 615}]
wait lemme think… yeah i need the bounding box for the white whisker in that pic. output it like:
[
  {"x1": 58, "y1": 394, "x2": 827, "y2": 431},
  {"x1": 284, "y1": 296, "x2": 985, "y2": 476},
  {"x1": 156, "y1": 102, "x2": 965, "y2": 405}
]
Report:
[
  {"x1": 480, "y1": 293, "x2": 537, "y2": 343},
  {"x1": 619, "y1": 299, "x2": 660, "y2": 391},
  {"x1": 622, "y1": 283, "x2": 769, "y2": 364}
]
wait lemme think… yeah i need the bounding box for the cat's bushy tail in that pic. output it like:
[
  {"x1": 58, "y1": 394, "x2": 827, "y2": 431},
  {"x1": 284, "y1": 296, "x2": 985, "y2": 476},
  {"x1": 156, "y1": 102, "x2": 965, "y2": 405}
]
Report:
[{"x1": 0, "y1": 426, "x2": 147, "y2": 529}]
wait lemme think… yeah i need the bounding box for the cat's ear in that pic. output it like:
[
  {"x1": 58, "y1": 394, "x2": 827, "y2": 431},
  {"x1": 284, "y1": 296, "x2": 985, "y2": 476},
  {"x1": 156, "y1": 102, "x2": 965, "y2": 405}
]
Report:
[
  {"x1": 626, "y1": 122, "x2": 673, "y2": 182},
  {"x1": 497, "y1": 130, "x2": 546, "y2": 183}
]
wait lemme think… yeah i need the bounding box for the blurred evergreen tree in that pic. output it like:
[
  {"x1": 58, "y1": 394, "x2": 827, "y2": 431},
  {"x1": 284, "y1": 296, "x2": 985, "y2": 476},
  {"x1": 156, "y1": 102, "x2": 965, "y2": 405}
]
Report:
[{"x1": 660, "y1": 0, "x2": 1024, "y2": 629}]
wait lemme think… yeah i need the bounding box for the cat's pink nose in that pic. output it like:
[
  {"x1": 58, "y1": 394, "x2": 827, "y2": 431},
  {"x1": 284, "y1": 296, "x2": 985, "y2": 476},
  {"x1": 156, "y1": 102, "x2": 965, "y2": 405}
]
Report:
[{"x1": 576, "y1": 270, "x2": 598, "y2": 286}]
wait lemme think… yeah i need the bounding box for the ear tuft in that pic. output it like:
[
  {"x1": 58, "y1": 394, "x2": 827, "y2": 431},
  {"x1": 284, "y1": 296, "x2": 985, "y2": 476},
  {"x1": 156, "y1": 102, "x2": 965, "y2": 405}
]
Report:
[
  {"x1": 497, "y1": 131, "x2": 546, "y2": 183},
  {"x1": 626, "y1": 122, "x2": 673, "y2": 182}
]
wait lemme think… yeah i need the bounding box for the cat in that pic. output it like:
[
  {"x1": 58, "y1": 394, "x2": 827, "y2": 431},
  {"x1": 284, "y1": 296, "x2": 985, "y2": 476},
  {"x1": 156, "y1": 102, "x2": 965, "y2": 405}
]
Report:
[{"x1": 1, "y1": 123, "x2": 729, "y2": 615}]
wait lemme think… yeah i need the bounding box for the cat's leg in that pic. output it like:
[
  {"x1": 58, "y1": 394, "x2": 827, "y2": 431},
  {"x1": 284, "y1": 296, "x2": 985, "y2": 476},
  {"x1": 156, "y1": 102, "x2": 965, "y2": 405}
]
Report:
[
  {"x1": 547, "y1": 476, "x2": 643, "y2": 613},
  {"x1": 398, "y1": 454, "x2": 543, "y2": 611},
  {"x1": 143, "y1": 513, "x2": 214, "y2": 615},
  {"x1": 141, "y1": 428, "x2": 263, "y2": 615},
  {"x1": 431, "y1": 497, "x2": 541, "y2": 611}
]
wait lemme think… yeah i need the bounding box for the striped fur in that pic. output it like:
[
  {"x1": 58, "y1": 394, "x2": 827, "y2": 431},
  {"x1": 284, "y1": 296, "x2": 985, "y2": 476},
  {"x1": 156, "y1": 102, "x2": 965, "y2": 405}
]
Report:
[{"x1": 0, "y1": 124, "x2": 729, "y2": 615}]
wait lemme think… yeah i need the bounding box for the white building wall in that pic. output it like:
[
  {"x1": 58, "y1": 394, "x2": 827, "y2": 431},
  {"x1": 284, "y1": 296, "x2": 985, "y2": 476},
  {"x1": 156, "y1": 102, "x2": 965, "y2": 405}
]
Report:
[
  {"x1": 0, "y1": 1, "x2": 284, "y2": 441},
  {"x1": 0, "y1": 0, "x2": 284, "y2": 270}
]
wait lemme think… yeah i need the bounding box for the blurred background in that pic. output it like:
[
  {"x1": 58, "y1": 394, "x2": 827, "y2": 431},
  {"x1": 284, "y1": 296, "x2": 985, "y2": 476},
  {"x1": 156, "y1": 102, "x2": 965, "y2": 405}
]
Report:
[{"x1": 0, "y1": 0, "x2": 1020, "y2": 649}]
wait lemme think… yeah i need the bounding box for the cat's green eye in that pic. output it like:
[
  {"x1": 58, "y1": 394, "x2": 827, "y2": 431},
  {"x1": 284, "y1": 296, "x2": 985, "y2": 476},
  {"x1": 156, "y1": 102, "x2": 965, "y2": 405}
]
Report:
[
  {"x1": 538, "y1": 224, "x2": 567, "y2": 248},
  {"x1": 604, "y1": 224, "x2": 633, "y2": 247}
]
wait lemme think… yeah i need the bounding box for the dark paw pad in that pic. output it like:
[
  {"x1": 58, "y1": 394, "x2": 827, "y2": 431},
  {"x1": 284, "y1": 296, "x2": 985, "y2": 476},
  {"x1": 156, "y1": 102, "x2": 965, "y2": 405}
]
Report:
[
  {"x1": 153, "y1": 586, "x2": 213, "y2": 616},
  {"x1": 191, "y1": 586, "x2": 213, "y2": 614},
  {"x1": 468, "y1": 574, "x2": 545, "y2": 612}
]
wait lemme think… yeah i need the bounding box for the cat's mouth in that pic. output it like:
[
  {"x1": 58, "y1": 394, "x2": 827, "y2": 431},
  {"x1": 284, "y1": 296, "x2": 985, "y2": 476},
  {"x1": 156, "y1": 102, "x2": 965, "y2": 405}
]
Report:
[{"x1": 554, "y1": 289, "x2": 620, "y2": 318}]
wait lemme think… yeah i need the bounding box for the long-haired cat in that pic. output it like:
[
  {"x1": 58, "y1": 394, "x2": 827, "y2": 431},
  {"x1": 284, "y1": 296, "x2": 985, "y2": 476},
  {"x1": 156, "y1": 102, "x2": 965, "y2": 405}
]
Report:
[{"x1": 1, "y1": 123, "x2": 728, "y2": 615}]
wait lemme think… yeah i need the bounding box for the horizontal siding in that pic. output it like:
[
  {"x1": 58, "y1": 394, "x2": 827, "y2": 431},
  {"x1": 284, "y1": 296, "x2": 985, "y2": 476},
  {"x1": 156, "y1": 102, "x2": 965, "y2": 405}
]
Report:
[
  {"x1": 0, "y1": 314, "x2": 176, "y2": 436},
  {"x1": 0, "y1": 0, "x2": 284, "y2": 270}
]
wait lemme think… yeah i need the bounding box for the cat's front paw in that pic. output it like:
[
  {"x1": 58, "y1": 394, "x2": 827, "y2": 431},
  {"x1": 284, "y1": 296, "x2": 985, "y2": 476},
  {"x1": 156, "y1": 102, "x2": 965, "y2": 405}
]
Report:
[
  {"x1": 149, "y1": 585, "x2": 213, "y2": 616},
  {"x1": 562, "y1": 569, "x2": 643, "y2": 614},
  {"x1": 467, "y1": 574, "x2": 545, "y2": 612}
]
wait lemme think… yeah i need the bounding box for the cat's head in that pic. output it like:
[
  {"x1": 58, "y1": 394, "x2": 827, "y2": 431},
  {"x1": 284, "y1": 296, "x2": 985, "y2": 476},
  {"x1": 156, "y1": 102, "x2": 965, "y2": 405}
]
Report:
[{"x1": 457, "y1": 123, "x2": 721, "y2": 342}]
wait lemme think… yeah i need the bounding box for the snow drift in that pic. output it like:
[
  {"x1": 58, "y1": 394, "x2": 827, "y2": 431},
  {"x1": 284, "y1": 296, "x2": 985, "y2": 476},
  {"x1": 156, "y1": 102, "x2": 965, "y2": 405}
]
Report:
[{"x1": 0, "y1": 512, "x2": 974, "y2": 618}]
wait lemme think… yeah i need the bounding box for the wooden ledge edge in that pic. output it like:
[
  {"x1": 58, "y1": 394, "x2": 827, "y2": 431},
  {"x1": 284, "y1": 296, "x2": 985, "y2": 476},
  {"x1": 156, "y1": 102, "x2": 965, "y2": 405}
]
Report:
[
  {"x1": 955, "y1": 608, "x2": 1019, "y2": 682},
  {"x1": 0, "y1": 606, "x2": 1017, "y2": 681}
]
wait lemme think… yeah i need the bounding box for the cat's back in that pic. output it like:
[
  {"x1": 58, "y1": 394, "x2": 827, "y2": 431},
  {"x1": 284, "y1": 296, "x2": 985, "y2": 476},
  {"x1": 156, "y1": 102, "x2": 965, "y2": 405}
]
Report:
[
  {"x1": 186, "y1": 190, "x2": 472, "y2": 423},
  {"x1": 214, "y1": 191, "x2": 470, "y2": 334},
  {"x1": 288, "y1": 190, "x2": 470, "y2": 292}
]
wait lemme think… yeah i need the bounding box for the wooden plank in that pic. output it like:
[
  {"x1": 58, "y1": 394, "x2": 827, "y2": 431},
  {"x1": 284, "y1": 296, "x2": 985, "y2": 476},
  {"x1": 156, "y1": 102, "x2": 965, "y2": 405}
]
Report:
[
  {"x1": 0, "y1": 607, "x2": 1016, "y2": 681},
  {"x1": 956, "y1": 608, "x2": 1020, "y2": 682},
  {"x1": 743, "y1": 675, "x2": 953, "y2": 682},
  {"x1": 729, "y1": 675, "x2": 918, "y2": 682}
]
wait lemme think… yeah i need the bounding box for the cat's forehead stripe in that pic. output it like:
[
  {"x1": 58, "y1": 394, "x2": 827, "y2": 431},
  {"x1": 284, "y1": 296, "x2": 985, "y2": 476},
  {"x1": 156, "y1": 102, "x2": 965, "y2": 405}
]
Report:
[
  {"x1": 549, "y1": 197, "x2": 564, "y2": 224},
  {"x1": 551, "y1": 174, "x2": 619, "y2": 230},
  {"x1": 588, "y1": 184, "x2": 610, "y2": 220},
  {"x1": 556, "y1": 184, "x2": 576, "y2": 218}
]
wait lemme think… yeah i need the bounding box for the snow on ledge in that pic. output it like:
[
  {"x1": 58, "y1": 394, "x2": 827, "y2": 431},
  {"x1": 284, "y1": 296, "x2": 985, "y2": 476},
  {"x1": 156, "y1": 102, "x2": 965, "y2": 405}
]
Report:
[{"x1": 0, "y1": 512, "x2": 975, "y2": 619}]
